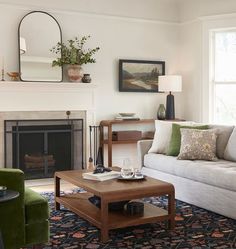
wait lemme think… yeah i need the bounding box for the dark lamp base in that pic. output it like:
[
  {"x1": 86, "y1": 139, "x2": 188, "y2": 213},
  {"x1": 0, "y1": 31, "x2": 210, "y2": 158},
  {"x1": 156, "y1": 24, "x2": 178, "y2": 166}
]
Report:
[{"x1": 166, "y1": 93, "x2": 175, "y2": 120}]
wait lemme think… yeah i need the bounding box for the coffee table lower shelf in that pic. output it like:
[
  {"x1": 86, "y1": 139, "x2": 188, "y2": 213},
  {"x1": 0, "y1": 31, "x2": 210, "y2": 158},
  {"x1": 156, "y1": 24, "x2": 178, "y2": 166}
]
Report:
[{"x1": 55, "y1": 192, "x2": 169, "y2": 231}]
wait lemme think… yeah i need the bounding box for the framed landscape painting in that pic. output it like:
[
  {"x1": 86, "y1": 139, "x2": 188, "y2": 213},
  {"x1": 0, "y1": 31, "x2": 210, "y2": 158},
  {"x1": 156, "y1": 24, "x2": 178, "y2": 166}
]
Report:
[{"x1": 119, "y1": 59, "x2": 165, "y2": 92}]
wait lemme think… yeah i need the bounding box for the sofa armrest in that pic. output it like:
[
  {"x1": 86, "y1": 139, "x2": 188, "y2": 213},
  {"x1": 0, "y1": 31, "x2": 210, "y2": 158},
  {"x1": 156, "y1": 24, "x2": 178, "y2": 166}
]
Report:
[{"x1": 137, "y1": 139, "x2": 153, "y2": 168}]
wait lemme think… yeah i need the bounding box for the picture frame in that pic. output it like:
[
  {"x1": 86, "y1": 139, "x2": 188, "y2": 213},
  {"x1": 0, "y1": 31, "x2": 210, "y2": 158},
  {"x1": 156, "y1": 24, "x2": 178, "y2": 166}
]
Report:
[{"x1": 119, "y1": 59, "x2": 165, "y2": 92}]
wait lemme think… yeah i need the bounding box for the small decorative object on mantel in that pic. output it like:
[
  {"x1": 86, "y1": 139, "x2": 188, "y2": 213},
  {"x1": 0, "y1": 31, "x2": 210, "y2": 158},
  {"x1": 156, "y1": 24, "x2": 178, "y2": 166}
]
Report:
[
  {"x1": 7, "y1": 72, "x2": 20, "y2": 81},
  {"x1": 157, "y1": 104, "x2": 166, "y2": 120},
  {"x1": 1, "y1": 56, "x2": 5, "y2": 81},
  {"x1": 82, "y1": 74, "x2": 92, "y2": 83},
  {"x1": 51, "y1": 35, "x2": 100, "y2": 82},
  {"x1": 1, "y1": 69, "x2": 4, "y2": 81}
]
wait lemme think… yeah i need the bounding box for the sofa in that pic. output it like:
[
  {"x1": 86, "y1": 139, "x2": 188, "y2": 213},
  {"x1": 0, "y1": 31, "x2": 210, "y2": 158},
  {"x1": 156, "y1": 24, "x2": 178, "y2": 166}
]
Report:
[
  {"x1": 137, "y1": 122, "x2": 236, "y2": 220},
  {"x1": 0, "y1": 169, "x2": 49, "y2": 249}
]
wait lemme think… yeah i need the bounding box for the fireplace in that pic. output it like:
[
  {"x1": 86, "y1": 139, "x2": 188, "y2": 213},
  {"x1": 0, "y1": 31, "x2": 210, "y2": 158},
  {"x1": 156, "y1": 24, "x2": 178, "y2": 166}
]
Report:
[{"x1": 4, "y1": 119, "x2": 83, "y2": 179}]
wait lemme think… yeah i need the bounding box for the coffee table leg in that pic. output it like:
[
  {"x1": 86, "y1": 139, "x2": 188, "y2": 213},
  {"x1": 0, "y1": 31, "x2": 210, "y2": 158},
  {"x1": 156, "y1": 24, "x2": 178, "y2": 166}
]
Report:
[
  {"x1": 100, "y1": 199, "x2": 109, "y2": 242},
  {"x1": 168, "y1": 192, "x2": 175, "y2": 229},
  {"x1": 54, "y1": 176, "x2": 61, "y2": 210}
]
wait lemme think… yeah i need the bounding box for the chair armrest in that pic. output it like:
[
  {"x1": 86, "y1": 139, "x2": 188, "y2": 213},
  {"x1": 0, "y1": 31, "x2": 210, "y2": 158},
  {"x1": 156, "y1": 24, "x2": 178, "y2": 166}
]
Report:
[
  {"x1": 0, "y1": 169, "x2": 25, "y2": 196},
  {"x1": 137, "y1": 140, "x2": 153, "y2": 168},
  {"x1": 0, "y1": 169, "x2": 25, "y2": 248}
]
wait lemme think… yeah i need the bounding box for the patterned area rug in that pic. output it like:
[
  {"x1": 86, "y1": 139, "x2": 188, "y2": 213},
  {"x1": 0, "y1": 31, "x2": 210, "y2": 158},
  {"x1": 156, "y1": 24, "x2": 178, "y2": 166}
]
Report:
[{"x1": 29, "y1": 191, "x2": 236, "y2": 249}]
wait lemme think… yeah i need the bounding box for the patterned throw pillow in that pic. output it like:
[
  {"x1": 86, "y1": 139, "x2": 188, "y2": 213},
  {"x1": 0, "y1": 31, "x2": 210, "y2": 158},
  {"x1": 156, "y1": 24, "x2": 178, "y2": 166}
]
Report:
[
  {"x1": 177, "y1": 129, "x2": 218, "y2": 161},
  {"x1": 167, "y1": 124, "x2": 209, "y2": 156}
]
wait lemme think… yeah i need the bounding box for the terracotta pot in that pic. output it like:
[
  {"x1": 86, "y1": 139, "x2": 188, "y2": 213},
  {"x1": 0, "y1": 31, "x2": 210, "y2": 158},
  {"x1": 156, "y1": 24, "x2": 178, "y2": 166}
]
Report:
[{"x1": 66, "y1": 65, "x2": 83, "y2": 82}]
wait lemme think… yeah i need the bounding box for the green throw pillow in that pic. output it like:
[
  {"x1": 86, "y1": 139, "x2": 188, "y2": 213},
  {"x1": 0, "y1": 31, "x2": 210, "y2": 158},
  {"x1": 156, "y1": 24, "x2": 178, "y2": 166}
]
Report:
[{"x1": 167, "y1": 124, "x2": 209, "y2": 156}]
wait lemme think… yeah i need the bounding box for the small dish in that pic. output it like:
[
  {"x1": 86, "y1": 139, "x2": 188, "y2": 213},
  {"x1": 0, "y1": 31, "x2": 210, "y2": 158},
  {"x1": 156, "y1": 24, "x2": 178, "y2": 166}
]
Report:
[{"x1": 119, "y1": 113, "x2": 136, "y2": 117}]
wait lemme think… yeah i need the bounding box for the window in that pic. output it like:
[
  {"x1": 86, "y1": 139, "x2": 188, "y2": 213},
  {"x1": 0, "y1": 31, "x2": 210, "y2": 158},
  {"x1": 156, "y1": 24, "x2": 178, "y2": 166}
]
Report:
[{"x1": 211, "y1": 30, "x2": 236, "y2": 124}]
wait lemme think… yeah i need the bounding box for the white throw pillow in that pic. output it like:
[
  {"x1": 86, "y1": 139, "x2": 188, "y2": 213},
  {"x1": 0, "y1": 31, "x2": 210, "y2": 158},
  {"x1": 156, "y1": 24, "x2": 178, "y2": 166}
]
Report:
[
  {"x1": 224, "y1": 126, "x2": 236, "y2": 162},
  {"x1": 148, "y1": 120, "x2": 194, "y2": 154}
]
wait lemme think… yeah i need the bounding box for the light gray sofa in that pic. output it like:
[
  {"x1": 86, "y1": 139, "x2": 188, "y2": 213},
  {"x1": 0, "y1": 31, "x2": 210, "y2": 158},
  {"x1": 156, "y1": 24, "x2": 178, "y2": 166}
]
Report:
[{"x1": 137, "y1": 124, "x2": 236, "y2": 220}]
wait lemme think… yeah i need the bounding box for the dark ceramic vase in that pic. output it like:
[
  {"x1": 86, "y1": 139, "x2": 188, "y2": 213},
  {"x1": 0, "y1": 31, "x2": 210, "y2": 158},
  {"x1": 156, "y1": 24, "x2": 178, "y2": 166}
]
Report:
[{"x1": 82, "y1": 74, "x2": 92, "y2": 83}]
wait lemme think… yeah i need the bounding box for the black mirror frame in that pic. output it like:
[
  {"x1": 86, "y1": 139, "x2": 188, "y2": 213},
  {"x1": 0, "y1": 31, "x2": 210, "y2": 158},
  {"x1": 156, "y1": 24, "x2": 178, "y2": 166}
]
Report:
[{"x1": 18, "y1": 11, "x2": 63, "y2": 82}]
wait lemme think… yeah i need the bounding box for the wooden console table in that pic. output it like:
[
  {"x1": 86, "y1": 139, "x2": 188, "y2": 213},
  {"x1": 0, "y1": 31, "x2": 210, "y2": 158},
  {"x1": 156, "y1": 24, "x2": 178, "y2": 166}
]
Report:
[{"x1": 99, "y1": 119, "x2": 154, "y2": 167}]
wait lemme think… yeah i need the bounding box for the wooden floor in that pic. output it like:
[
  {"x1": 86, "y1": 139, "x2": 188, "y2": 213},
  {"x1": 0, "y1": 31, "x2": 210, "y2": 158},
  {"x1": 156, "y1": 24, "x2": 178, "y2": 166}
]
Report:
[{"x1": 25, "y1": 178, "x2": 76, "y2": 193}]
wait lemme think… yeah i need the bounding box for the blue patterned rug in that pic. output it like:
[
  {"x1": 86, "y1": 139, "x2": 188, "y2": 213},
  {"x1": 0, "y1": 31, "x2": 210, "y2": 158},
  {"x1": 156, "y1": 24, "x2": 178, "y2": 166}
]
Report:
[{"x1": 28, "y1": 190, "x2": 236, "y2": 249}]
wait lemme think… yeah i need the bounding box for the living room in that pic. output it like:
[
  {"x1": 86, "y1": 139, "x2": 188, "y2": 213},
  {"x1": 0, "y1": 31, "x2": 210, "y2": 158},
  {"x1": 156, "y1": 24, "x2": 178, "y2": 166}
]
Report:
[{"x1": 0, "y1": 0, "x2": 236, "y2": 248}]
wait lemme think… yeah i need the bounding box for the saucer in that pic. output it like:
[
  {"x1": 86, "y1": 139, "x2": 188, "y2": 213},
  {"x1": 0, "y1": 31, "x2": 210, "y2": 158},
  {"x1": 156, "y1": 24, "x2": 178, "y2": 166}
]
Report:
[{"x1": 117, "y1": 175, "x2": 146, "y2": 181}]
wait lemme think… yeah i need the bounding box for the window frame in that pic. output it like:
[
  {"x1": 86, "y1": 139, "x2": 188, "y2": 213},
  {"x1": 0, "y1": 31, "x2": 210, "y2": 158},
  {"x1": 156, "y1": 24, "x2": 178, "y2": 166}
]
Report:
[{"x1": 210, "y1": 29, "x2": 236, "y2": 124}]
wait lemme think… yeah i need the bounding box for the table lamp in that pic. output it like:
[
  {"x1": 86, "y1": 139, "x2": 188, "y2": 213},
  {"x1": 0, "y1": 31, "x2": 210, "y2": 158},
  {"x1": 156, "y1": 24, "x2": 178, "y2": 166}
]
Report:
[{"x1": 158, "y1": 75, "x2": 182, "y2": 120}]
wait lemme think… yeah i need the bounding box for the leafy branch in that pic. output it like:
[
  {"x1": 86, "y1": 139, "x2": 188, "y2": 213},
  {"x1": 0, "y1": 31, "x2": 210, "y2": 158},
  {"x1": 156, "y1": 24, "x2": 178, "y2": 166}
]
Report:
[{"x1": 51, "y1": 35, "x2": 100, "y2": 67}]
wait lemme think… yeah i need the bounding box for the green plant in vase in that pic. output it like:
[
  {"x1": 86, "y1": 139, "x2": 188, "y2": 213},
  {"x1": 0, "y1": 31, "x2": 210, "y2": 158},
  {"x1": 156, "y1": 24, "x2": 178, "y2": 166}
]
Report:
[{"x1": 51, "y1": 35, "x2": 100, "y2": 82}]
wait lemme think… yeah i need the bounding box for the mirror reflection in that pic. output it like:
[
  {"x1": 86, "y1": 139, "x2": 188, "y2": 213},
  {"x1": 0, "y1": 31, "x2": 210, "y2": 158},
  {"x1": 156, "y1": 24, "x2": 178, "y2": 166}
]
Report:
[{"x1": 19, "y1": 11, "x2": 62, "y2": 82}]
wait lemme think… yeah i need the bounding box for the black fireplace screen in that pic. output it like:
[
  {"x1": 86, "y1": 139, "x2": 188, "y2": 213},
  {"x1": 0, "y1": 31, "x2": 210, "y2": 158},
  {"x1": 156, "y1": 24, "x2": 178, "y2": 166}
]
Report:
[{"x1": 4, "y1": 119, "x2": 83, "y2": 179}]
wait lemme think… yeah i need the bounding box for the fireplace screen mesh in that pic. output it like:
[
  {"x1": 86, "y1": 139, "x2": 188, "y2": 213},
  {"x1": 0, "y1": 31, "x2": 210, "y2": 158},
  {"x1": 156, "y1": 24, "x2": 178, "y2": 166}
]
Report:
[{"x1": 4, "y1": 119, "x2": 83, "y2": 179}]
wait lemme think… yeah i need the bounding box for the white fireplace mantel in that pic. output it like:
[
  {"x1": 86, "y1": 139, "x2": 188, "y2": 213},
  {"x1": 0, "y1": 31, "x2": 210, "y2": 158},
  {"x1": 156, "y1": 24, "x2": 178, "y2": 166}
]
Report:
[
  {"x1": 0, "y1": 81, "x2": 97, "y2": 92},
  {"x1": 0, "y1": 81, "x2": 98, "y2": 169},
  {"x1": 0, "y1": 81, "x2": 97, "y2": 112}
]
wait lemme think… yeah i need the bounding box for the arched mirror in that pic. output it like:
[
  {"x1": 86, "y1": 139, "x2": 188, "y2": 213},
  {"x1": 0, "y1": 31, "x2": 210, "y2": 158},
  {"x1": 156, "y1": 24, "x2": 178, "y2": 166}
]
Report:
[{"x1": 18, "y1": 11, "x2": 62, "y2": 82}]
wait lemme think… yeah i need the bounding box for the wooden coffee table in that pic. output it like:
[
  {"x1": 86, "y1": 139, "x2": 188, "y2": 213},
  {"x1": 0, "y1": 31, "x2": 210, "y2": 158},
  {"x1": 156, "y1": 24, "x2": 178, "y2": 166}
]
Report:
[{"x1": 54, "y1": 169, "x2": 175, "y2": 242}]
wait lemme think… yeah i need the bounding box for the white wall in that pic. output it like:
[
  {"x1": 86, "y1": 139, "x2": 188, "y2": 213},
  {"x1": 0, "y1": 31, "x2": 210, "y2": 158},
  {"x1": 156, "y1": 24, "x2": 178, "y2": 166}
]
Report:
[
  {"x1": 178, "y1": 0, "x2": 236, "y2": 122},
  {"x1": 0, "y1": 0, "x2": 179, "y2": 22},
  {"x1": 178, "y1": 0, "x2": 236, "y2": 22},
  {"x1": 0, "y1": 3, "x2": 181, "y2": 122},
  {"x1": 3, "y1": 0, "x2": 235, "y2": 167},
  {"x1": 0, "y1": 1, "x2": 181, "y2": 167},
  {"x1": 177, "y1": 21, "x2": 203, "y2": 121}
]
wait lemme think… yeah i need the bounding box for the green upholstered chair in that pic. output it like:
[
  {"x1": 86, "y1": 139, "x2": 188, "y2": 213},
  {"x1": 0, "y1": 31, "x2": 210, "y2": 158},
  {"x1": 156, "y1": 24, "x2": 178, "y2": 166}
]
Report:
[{"x1": 0, "y1": 169, "x2": 49, "y2": 249}]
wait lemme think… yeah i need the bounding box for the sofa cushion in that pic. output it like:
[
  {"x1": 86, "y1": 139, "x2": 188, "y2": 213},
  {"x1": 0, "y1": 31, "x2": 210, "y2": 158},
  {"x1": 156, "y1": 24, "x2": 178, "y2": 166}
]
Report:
[
  {"x1": 177, "y1": 129, "x2": 218, "y2": 161},
  {"x1": 144, "y1": 153, "x2": 236, "y2": 192},
  {"x1": 148, "y1": 120, "x2": 193, "y2": 154},
  {"x1": 24, "y1": 188, "x2": 49, "y2": 224},
  {"x1": 209, "y1": 125, "x2": 234, "y2": 159},
  {"x1": 224, "y1": 127, "x2": 236, "y2": 162},
  {"x1": 167, "y1": 124, "x2": 209, "y2": 156}
]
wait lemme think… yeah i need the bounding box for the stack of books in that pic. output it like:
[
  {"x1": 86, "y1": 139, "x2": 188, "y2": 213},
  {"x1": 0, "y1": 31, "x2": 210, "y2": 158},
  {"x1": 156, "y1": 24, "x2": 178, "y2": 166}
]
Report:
[{"x1": 82, "y1": 171, "x2": 120, "y2": 181}]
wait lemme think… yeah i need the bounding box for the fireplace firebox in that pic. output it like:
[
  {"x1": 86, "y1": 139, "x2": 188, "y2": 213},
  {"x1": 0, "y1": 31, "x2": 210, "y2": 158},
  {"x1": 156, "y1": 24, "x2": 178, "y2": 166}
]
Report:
[{"x1": 4, "y1": 119, "x2": 83, "y2": 179}]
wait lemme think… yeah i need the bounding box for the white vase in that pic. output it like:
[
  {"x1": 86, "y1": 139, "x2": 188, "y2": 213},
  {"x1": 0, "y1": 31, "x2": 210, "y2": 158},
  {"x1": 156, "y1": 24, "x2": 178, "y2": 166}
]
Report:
[{"x1": 66, "y1": 65, "x2": 83, "y2": 82}]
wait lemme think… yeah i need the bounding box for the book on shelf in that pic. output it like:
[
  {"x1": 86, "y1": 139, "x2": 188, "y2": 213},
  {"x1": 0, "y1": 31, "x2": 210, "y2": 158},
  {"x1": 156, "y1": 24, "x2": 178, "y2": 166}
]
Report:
[{"x1": 82, "y1": 170, "x2": 120, "y2": 181}]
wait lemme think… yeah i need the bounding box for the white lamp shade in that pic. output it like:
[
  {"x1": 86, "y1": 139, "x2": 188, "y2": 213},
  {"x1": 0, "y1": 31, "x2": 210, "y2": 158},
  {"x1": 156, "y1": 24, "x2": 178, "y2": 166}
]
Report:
[
  {"x1": 20, "y1": 37, "x2": 27, "y2": 54},
  {"x1": 158, "y1": 75, "x2": 182, "y2": 92}
]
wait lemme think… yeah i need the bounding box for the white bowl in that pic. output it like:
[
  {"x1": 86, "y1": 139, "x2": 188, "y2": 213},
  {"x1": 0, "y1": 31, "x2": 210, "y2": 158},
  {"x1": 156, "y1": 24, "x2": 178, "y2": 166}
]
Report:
[{"x1": 119, "y1": 113, "x2": 136, "y2": 117}]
